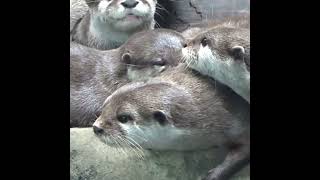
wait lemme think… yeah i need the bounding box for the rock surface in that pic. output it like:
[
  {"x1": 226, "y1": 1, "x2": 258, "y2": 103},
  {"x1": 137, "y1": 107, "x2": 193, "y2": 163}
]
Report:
[
  {"x1": 70, "y1": 128, "x2": 249, "y2": 180},
  {"x1": 156, "y1": 0, "x2": 250, "y2": 31}
]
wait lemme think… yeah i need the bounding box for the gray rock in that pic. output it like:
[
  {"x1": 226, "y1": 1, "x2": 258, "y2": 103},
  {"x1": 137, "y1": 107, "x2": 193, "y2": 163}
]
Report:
[
  {"x1": 70, "y1": 128, "x2": 250, "y2": 180},
  {"x1": 156, "y1": 0, "x2": 250, "y2": 31}
]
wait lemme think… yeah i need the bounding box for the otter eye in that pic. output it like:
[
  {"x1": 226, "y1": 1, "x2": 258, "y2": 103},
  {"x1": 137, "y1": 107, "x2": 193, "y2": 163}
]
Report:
[
  {"x1": 153, "y1": 111, "x2": 168, "y2": 125},
  {"x1": 121, "y1": 53, "x2": 131, "y2": 64},
  {"x1": 183, "y1": 43, "x2": 188, "y2": 48},
  {"x1": 201, "y1": 37, "x2": 208, "y2": 47},
  {"x1": 152, "y1": 58, "x2": 166, "y2": 66},
  {"x1": 117, "y1": 114, "x2": 133, "y2": 123}
]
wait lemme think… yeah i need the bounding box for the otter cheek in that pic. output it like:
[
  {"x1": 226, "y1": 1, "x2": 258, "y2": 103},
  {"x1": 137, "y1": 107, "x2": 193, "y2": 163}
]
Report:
[
  {"x1": 127, "y1": 67, "x2": 155, "y2": 81},
  {"x1": 118, "y1": 123, "x2": 147, "y2": 147},
  {"x1": 127, "y1": 67, "x2": 142, "y2": 81},
  {"x1": 134, "y1": 1, "x2": 150, "y2": 16}
]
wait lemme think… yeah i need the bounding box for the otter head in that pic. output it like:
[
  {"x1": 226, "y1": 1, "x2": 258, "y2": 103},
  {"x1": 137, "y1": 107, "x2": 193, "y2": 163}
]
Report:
[
  {"x1": 181, "y1": 26, "x2": 250, "y2": 103},
  {"x1": 181, "y1": 26, "x2": 250, "y2": 77},
  {"x1": 119, "y1": 29, "x2": 186, "y2": 81},
  {"x1": 92, "y1": 81, "x2": 220, "y2": 151},
  {"x1": 86, "y1": 0, "x2": 157, "y2": 31}
]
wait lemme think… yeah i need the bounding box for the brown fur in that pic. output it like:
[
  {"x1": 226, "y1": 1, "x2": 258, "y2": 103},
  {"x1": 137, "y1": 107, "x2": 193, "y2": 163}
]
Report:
[
  {"x1": 70, "y1": 29, "x2": 185, "y2": 127},
  {"x1": 94, "y1": 64, "x2": 249, "y2": 180}
]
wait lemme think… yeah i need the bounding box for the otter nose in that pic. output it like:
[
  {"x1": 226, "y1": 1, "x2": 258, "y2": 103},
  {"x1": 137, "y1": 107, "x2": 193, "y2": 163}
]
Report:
[
  {"x1": 121, "y1": 0, "x2": 139, "y2": 8},
  {"x1": 93, "y1": 125, "x2": 104, "y2": 134}
]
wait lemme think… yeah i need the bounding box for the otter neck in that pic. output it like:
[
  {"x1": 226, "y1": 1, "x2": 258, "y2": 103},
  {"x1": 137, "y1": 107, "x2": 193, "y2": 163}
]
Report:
[
  {"x1": 195, "y1": 46, "x2": 250, "y2": 103},
  {"x1": 205, "y1": 59, "x2": 250, "y2": 103}
]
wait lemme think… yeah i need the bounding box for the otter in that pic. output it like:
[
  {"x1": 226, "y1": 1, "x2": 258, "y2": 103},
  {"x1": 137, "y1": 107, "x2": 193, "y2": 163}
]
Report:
[
  {"x1": 93, "y1": 64, "x2": 250, "y2": 180},
  {"x1": 181, "y1": 18, "x2": 250, "y2": 103},
  {"x1": 71, "y1": 0, "x2": 157, "y2": 50},
  {"x1": 70, "y1": 28, "x2": 186, "y2": 127}
]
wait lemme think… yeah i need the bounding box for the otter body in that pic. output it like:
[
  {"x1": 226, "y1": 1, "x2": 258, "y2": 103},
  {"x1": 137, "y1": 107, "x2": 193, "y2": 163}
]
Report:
[
  {"x1": 93, "y1": 65, "x2": 250, "y2": 180},
  {"x1": 71, "y1": 0, "x2": 157, "y2": 50},
  {"x1": 70, "y1": 29, "x2": 185, "y2": 127},
  {"x1": 181, "y1": 16, "x2": 250, "y2": 103},
  {"x1": 70, "y1": 42, "x2": 127, "y2": 127}
]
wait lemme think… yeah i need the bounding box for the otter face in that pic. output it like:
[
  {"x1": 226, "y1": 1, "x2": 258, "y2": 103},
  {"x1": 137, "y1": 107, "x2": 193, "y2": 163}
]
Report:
[
  {"x1": 87, "y1": 0, "x2": 156, "y2": 31},
  {"x1": 92, "y1": 82, "x2": 220, "y2": 151},
  {"x1": 181, "y1": 27, "x2": 250, "y2": 102},
  {"x1": 121, "y1": 52, "x2": 167, "y2": 81},
  {"x1": 119, "y1": 29, "x2": 186, "y2": 81}
]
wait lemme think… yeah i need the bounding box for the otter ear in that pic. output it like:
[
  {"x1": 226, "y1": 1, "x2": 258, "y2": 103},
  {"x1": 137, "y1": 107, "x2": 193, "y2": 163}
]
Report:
[
  {"x1": 121, "y1": 53, "x2": 132, "y2": 64},
  {"x1": 152, "y1": 111, "x2": 168, "y2": 125},
  {"x1": 231, "y1": 45, "x2": 245, "y2": 60}
]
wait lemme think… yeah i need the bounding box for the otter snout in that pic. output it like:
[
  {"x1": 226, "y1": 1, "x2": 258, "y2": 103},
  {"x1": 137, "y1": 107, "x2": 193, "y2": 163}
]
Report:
[
  {"x1": 121, "y1": 0, "x2": 139, "y2": 8},
  {"x1": 93, "y1": 119, "x2": 105, "y2": 135},
  {"x1": 93, "y1": 125, "x2": 104, "y2": 134}
]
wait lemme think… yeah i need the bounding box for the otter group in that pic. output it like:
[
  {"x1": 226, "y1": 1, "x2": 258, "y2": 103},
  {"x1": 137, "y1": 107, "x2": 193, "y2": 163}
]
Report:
[{"x1": 70, "y1": 1, "x2": 250, "y2": 179}]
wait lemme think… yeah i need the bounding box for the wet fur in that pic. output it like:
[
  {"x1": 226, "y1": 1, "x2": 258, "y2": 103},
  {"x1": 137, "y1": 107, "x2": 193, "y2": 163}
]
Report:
[
  {"x1": 70, "y1": 29, "x2": 185, "y2": 127},
  {"x1": 94, "y1": 65, "x2": 250, "y2": 179}
]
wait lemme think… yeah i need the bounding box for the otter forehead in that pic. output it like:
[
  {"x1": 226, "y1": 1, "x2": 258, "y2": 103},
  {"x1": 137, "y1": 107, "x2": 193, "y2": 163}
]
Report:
[
  {"x1": 119, "y1": 29, "x2": 186, "y2": 65},
  {"x1": 121, "y1": 29, "x2": 185, "y2": 51},
  {"x1": 103, "y1": 81, "x2": 180, "y2": 106}
]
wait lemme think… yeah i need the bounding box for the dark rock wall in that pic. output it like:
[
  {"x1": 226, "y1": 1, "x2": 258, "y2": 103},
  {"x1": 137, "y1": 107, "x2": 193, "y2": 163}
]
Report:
[{"x1": 155, "y1": 0, "x2": 250, "y2": 31}]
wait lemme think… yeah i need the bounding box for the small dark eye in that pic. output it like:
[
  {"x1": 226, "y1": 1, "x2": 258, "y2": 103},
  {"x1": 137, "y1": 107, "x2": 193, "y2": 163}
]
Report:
[
  {"x1": 183, "y1": 43, "x2": 187, "y2": 48},
  {"x1": 201, "y1": 37, "x2": 208, "y2": 47},
  {"x1": 153, "y1": 111, "x2": 168, "y2": 125},
  {"x1": 117, "y1": 114, "x2": 133, "y2": 123},
  {"x1": 152, "y1": 58, "x2": 166, "y2": 66}
]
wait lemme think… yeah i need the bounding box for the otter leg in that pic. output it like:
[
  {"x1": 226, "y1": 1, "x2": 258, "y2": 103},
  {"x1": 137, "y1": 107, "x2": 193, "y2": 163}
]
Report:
[{"x1": 202, "y1": 144, "x2": 250, "y2": 180}]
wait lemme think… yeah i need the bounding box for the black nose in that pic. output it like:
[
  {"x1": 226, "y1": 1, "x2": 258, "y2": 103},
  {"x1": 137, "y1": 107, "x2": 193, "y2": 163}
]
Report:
[
  {"x1": 93, "y1": 126, "x2": 104, "y2": 134},
  {"x1": 121, "y1": 0, "x2": 139, "y2": 8}
]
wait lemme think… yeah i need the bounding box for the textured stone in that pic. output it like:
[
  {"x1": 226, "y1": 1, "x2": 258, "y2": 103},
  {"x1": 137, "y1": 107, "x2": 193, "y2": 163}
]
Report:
[{"x1": 70, "y1": 128, "x2": 249, "y2": 180}]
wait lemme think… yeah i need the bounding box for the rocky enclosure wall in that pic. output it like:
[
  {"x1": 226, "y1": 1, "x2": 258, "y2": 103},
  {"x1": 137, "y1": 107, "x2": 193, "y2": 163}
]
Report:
[{"x1": 155, "y1": 0, "x2": 250, "y2": 31}]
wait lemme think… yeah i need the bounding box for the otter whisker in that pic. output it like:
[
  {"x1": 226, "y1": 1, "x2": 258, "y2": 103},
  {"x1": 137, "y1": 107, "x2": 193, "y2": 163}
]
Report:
[
  {"x1": 154, "y1": 20, "x2": 161, "y2": 28},
  {"x1": 129, "y1": 133, "x2": 148, "y2": 143},
  {"x1": 125, "y1": 136, "x2": 145, "y2": 151},
  {"x1": 154, "y1": 11, "x2": 165, "y2": 20},
  {"x1": 107, "y1": 135, "x2": 121, "y2": 156},
  {"x1": 119, "y1": 135, "x2": 145, "y2": 160},
  {"x1": 116, "y1": 135, "x2": 131, "y2": 158},
  {"x1": 156, "y1": 4, "x2": 170, "y2": 14},
  {"x1": 112, "y1": 135, "x2": 128, "y2": 158}
]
